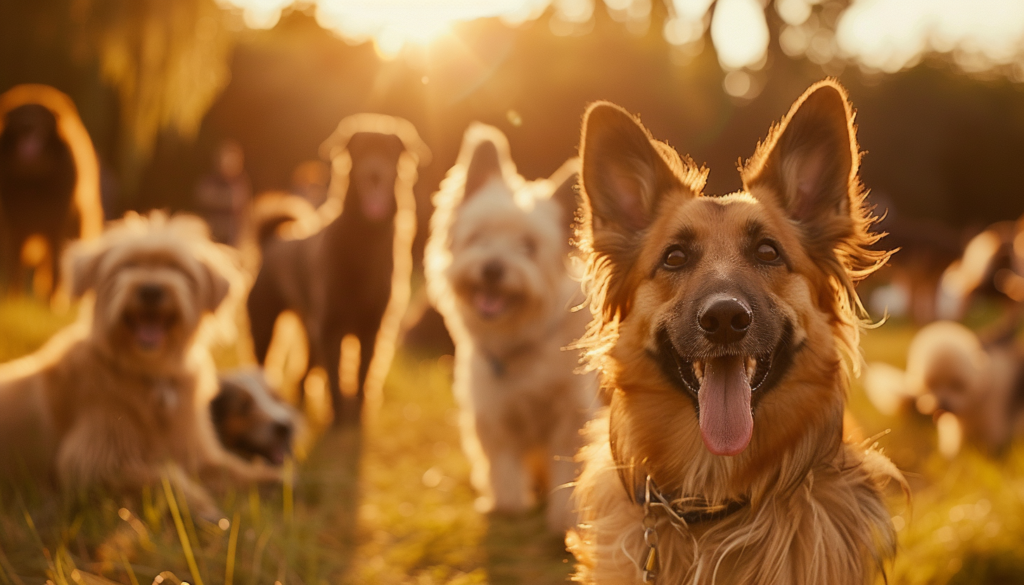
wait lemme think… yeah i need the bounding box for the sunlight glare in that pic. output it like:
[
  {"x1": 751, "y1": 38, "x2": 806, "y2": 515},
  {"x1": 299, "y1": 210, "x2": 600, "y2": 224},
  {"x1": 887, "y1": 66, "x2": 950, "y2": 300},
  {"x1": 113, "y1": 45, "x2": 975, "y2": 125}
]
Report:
[
  {"x1": 224, "y1": 0, "x2": 546, "y2": 58},
  {"x1": 837, "y1": 0, "x2": 1024, "y2": 73},
  {"x1": 710, "y1": 0, "x2": 769, "y2": 70}
]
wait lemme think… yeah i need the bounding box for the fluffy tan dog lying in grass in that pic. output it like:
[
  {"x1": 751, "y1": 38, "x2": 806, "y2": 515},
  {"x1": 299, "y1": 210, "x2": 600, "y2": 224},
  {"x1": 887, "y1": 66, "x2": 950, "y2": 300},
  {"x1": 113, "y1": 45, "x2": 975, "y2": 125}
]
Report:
[{"x1": 0, "y1": 211, "x2": 279, "y2": 519}]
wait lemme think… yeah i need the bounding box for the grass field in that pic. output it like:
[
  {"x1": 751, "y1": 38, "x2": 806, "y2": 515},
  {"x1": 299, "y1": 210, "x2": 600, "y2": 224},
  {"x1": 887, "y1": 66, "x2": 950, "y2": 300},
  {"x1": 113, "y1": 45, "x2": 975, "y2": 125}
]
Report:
[{"x1": 1, "y1": 298, "x2": 1023, "y2": 585}]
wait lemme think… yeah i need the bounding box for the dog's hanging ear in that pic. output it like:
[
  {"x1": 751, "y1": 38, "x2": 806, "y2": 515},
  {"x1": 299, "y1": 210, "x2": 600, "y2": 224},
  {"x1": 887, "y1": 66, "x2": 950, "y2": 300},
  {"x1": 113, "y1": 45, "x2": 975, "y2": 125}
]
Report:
[
  {"x1": 198, "y1": 255, "x2": 232, "y2": 313},
  {"x1": 64, "y1": 240, "x2": 105, "y2": 298},
  {"x1": 458, "y1": 123, "x2": 514, "y2": 199},
  {"x1": 743, "y1": 80, "x2": 866, "y2": 252},
  {"x1": 548, "y1": 157, "x2": 581, "y2": 239},
  {"x1": 580, "y1": 102, "x2": 686, "y2": 236}
]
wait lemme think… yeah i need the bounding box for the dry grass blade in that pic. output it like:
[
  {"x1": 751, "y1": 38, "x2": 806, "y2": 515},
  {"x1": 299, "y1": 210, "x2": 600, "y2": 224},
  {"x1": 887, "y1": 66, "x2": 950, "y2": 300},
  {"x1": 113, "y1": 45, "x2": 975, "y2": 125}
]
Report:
[{"x1": 160, "y1": 477, "x2": 205, "y2": 585}]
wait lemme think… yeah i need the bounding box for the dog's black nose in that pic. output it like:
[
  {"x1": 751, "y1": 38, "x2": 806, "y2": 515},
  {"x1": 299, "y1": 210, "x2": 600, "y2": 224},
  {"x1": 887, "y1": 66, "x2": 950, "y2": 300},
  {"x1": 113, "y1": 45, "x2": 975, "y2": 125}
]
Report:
[
  {"x1": 482, "y1": 261, "x2": 504, "y2": 283},
  {"x1": 138, "y1": 284, "x2": 165, "y2": 305},
  {"x1": 273, "y1": 421, "x2": 293, "y2": 441},
  {"x1": 698, "y1": 296, "x2": 751, "y2": 344}
]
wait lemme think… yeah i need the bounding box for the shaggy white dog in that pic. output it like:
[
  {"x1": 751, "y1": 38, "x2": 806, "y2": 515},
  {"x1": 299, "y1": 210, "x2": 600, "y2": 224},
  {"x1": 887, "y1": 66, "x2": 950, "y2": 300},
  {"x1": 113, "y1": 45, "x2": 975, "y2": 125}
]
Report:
[{"x1": 425, "y1": 123, "x2": 597, "y2": 532}]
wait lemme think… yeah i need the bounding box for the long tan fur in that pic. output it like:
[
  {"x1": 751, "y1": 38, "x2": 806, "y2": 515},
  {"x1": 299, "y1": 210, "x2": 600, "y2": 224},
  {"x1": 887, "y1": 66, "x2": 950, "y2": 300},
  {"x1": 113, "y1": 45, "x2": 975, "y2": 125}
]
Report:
[
  {"x1": 569, "y1": 80, "x2": 906, "y2": 585},
  {"x1": 0, "y1": 211, "x2": 278, "y2": 519}
]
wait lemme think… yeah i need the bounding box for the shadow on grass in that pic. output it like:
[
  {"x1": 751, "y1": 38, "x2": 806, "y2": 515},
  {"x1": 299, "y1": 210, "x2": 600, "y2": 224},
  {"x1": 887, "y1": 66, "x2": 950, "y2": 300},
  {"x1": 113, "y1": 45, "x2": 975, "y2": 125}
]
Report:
[
  {"x1": 294, "y1": 424, "x2": 363, "y2": 582},
  {"x1": 483, "y1": 509, "x2": 572, "y2": 585}
]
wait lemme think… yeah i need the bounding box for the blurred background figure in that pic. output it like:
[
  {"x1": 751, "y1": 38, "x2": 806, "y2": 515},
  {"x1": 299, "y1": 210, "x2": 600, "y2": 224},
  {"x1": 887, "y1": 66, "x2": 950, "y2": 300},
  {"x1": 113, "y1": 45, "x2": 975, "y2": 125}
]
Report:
[
  {"x1": 195, "y1": 139, "x2": 252, "y2": 246},
  {"x1": 0, "y1": 84, "x2": 102, "y2": 299},
  {"x1": 290, "y1": 159, "x2": 330, "y2": 208}
]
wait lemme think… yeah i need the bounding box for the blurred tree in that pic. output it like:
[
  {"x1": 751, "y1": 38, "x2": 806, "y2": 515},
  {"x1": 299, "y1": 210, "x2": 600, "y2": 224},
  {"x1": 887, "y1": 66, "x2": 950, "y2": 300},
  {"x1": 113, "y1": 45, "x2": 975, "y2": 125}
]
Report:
[{"x1": 70, "y1": 0, "x2": 235, "y2": 190}]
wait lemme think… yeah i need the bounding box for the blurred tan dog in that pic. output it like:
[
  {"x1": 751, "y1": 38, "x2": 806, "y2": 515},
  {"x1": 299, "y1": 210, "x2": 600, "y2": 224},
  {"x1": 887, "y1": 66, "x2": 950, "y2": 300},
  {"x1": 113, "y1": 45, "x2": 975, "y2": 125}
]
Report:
[
  {"x1": 865, "y1": 321, "x2": 1024, "y2": 457},
  {"x1": 0, "y1": 211, "x2": 279, "y2": 518},
  {"x1": 425, "y1": 123, "x2": 597, "y2": 532},
  {"x1": 212, "y1": 367, "x2": 300, "y2": 465}
]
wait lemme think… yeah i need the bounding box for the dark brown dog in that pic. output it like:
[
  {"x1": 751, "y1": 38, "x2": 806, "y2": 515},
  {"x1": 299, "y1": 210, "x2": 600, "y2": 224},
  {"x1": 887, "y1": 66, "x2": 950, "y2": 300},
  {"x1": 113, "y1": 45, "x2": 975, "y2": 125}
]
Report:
[
  {"x1": 0, "y1": 84, "x2": 103, "y2": 297},
  {"x1": 247, "y1": 114, "x2": 429, "y2": 424},
  {"x1": 212, "y1": 367, "x2": 298, "y2": 465}
]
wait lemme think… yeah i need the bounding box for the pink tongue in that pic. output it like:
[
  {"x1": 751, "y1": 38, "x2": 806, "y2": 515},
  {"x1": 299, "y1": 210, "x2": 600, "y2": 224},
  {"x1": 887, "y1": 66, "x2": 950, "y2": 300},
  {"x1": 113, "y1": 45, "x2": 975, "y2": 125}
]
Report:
[
  {"x1": 474, "y1": 292, "x2": 506, "y2": 318},
  {"x1": 698, "y1": 355, "x2": 753, "y2": 456},
  {"x1": 361, "y1": 194, "x2": 392, "y2": 221},
  {"x1": 136, "y1": 322, "x2": 166, "y2": 349}
]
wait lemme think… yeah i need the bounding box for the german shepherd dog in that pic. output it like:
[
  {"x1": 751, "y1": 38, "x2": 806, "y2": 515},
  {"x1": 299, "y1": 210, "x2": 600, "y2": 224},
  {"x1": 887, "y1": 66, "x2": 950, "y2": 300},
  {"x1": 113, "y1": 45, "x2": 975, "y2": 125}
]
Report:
[{"x1": 568, "y1": 81, "x2": 905, "y2": 584}]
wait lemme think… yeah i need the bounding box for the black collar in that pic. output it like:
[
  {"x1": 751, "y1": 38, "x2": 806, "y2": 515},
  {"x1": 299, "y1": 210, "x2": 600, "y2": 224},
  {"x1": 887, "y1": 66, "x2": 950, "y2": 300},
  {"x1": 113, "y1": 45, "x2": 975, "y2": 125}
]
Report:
[
  {"x1": 632, "y1": 474, "x2": 748, "y2": 526},
  {"x1": 481, "y1": 314, "x2": 568, "y2": 378}
]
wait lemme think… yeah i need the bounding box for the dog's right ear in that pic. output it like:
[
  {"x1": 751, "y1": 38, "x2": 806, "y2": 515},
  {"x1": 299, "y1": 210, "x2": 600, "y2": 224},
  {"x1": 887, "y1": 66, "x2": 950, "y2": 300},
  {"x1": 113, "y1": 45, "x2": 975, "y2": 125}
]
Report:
[
  {"x1": 458, "y1": 123, "x2": 514, "y2": 199},
  {"x1": 464, "y1": 140, "x2": 503, "y2": 197},
  {"x1": 580, "y1": 102, "x2": 684, "y2": 235},
  {"x1": 64, "y1": 240, "x2": 104, "y2": 298}
]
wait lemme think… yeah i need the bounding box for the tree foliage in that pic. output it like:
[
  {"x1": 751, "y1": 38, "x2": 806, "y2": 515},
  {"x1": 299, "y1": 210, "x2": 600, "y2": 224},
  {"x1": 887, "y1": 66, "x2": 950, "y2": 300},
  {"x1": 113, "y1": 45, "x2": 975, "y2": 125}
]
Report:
[{"x1": 70, "y1": 0, "x2": 235, "y2": 181}]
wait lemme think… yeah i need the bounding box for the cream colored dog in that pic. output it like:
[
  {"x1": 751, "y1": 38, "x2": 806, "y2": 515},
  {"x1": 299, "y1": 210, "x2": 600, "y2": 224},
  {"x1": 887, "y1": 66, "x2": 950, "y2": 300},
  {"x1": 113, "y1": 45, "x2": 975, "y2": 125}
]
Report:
[
  {"x1": 425, "y1": 123, "x2": 597, "y2": 532},
  {"x1": 865, "y1": 321, "x2": 1024, "y2": 457},
  {"x1": 0, "y1": 211, "x2": 279, "y2": 518}
]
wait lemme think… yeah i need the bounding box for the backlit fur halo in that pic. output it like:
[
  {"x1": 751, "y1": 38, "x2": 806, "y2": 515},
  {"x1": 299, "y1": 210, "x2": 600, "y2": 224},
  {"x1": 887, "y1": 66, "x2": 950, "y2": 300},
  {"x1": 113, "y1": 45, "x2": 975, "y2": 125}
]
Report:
[
  {"x1": 574, "y1": 108, "x2": 708, "y2": 380},
  {"x1": 63, "y1": 210, "x2": 243, "y2": 370},
  {"x1": 0, "y1": 84, "x2": 103, "y2": 240},
  {"x1": 424, "y1": 122, "x2": 526, "y2": 324},
  {"x1": 740, "y1": 79, "x2": 890, "y2": 377}
]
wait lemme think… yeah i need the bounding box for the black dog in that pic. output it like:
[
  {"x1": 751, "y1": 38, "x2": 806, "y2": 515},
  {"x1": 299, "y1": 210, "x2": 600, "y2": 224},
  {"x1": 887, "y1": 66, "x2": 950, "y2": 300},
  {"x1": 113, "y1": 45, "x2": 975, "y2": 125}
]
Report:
[
  {"x1": 247, "y1": 114, "x2": 429, "y2": 425},
  {"x1": 0, "y1": 85, "x2": 103, "y2": 297}
]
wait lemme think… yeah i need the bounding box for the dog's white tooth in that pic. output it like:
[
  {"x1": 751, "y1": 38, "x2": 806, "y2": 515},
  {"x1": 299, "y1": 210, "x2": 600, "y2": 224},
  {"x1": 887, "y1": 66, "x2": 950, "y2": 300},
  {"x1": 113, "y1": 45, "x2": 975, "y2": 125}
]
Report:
[
  {"x1": 745, "y1": 356, "x2": 756, "y2": 380},
  {"x1": 693, "y1": 361, "x2": 704, "y2": 383}
]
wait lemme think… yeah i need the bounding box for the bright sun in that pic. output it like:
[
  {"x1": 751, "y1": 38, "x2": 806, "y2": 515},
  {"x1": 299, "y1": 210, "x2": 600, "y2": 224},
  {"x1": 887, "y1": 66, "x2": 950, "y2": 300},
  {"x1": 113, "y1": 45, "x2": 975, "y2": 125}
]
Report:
[{"x1": 218, "y1": 0, "x2": 544, "y2": 57}]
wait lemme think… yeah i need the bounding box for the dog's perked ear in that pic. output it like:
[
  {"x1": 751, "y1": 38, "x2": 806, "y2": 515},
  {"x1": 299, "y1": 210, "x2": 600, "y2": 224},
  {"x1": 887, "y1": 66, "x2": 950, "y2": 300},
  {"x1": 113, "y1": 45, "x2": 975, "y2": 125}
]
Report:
[
  {"x1": 742, "y1": 80, "x2": 875, "y2": 262},
  {"x1": 63, "y1": 240, "x2": 105, "y2": 298},
  {"x1": 457, "y1": 123, "x2": 516, "y2": 199},
  {"x1": 548, "y1": 157, "x2": 581, "y2": 239},
  {"x1": 200, "y1": 257, "x2": 232, "y2": 313},
  {"x1": 464, "y1": 140, "x2": 503, "y2": 197},
  {"x1": 579, "y1": 102, "x2": 687, "y2": 235}
]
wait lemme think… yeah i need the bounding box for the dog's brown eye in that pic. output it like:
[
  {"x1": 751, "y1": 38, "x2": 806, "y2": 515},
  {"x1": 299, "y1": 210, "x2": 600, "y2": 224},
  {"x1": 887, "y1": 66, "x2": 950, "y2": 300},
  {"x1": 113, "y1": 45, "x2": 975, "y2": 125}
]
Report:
[
  {"x1": 756, "y1": 243, "x2": 779, "y2": 263},
  {"x1": 663, "y1": 248, "x2": 687, "y2": 269}
]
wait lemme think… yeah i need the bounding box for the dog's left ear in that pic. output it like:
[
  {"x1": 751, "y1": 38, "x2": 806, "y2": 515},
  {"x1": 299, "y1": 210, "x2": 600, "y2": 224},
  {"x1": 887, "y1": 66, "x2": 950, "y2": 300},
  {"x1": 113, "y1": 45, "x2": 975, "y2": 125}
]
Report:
[
  {"x1": 548, "y1": 157, "x2": 581, "y2": 238},
  {"x1": 200, "y1": 259, "x2": 232, "y2": 313},
  {"x1": 742, "y1": 80, "x2": 864, "y2": 250},
  {"x1": 64, "y1": 240, "x2": 104, "y2": 298}
]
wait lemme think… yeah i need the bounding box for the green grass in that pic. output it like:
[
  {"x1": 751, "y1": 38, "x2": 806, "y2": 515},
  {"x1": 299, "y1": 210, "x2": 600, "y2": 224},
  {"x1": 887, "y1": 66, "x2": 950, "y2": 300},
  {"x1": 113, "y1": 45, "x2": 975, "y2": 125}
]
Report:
[{"x1": 0, "y1": 299, "x2": 1022, "y2": 584}]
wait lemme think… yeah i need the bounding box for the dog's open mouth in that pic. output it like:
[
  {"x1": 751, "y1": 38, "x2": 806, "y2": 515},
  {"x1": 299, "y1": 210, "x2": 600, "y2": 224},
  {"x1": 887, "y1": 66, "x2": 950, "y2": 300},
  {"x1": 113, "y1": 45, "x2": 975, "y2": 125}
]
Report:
[
  {"x1": 123, "y1": 310, "x2": 177, "y2": 351},
  {"x1": 656, "y1": 324, "x2": 795, "y2": 457},
  {"x1": 472, "y1": 288, "x2": 517, "y2": 320}
]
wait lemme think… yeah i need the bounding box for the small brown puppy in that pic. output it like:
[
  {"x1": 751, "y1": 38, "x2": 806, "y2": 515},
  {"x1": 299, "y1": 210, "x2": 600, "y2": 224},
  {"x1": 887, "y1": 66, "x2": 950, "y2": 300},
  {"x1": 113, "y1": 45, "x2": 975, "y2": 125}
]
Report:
[
  {"x1": 0, "y1": 212, "x2": 278, "y2": 518},
  {"x1": 212, "y1": 367, "x2": 299, "y2": 465}
]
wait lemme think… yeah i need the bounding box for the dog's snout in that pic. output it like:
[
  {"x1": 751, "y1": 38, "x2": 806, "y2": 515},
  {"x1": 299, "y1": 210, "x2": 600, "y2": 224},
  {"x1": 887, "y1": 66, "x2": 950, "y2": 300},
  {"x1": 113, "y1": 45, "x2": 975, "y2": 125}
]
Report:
[
  {"x1": 698, "y1": 296, "x2": 752, "y2": 345},
  {"x1": 138, "y1": 284, "x2": 165, "y2": 305},
  {"x1": 482, "y1": 261, "x2": 504, "y2": 283},
  {"x1": 272, "y1": 421, "x2": 293, "y2": 441}
]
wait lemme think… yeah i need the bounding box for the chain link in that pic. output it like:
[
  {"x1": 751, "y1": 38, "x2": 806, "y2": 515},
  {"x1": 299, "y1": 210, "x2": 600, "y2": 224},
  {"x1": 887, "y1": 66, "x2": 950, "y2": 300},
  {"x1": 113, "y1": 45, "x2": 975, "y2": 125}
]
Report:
[{"x1": 641, "y1": 475, "x2": 660, "y2": 584}]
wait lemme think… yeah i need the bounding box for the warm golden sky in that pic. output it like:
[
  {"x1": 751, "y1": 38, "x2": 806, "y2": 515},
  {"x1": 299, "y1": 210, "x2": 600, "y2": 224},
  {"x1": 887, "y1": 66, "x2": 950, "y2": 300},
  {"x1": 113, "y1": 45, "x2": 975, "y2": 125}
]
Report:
[{"x1": 215, "y1": 0, "x2": 1024, "y2": 78}]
